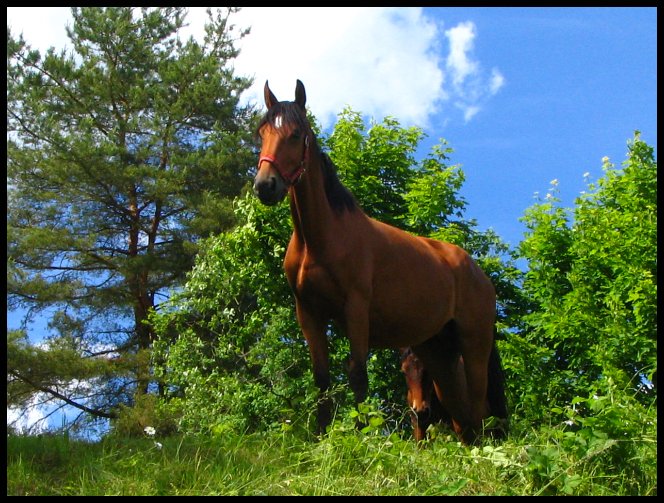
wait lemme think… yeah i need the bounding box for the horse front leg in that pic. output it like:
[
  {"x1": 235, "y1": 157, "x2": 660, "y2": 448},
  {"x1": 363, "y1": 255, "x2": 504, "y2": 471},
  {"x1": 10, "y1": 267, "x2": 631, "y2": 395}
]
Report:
[
  {"x1": 343, "y1": 294, "x2": 370, "y2": 424},
  {"x1": 296, "y1": 301, "x2": 331, "y2": 435}
]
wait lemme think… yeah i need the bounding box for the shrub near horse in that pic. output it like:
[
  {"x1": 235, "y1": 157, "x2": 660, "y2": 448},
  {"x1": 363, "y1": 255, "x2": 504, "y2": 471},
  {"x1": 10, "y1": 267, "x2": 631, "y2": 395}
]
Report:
[{"x1": 253, "y1": 80, "x2": 507, "y2": 444}]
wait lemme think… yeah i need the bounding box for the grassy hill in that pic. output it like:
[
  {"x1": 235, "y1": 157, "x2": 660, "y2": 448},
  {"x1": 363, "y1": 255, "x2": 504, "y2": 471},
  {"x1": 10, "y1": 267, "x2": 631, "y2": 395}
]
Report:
[{"x1": 6, "y1": 416, "x2": 656, "y2": 496}]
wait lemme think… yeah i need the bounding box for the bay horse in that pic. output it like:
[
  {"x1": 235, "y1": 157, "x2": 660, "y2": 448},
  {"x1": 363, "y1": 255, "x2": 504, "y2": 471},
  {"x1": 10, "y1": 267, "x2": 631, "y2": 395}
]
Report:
[
  {"x1": 400, "y1": 346, "x2": 508, "y2": 442},
  {"x1": 253, "y1": 80, "x2": 507, "y2": 444},
  {"x1": 401, "y1": 347, "x2": 453, "y2": 441}
]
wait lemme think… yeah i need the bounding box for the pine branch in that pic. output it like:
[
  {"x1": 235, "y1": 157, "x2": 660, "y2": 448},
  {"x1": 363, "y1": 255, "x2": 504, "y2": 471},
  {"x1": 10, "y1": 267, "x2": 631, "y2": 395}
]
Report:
[{"x1": 9, "y1": 370, "x2": 118, "y2": 420}]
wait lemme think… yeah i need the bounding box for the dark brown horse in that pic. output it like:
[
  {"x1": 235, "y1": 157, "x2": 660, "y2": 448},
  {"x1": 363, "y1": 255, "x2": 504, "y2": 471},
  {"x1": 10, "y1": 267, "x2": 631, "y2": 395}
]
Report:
[
  {"x1": 400, "y1": 347, "x2": 453, "y2": 441},
  {"x1": 401, "y1": 347, "x2": 508, "y2": 442},
  {"x1": 253, "y1": 80, "x2": 507, "y2": 444}
]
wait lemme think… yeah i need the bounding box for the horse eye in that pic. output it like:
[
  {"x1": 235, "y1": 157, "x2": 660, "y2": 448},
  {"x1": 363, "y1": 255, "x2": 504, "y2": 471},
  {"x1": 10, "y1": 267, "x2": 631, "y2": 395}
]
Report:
[{"x1": 291, "y1": 130, "x2": 301, "y2": 140}]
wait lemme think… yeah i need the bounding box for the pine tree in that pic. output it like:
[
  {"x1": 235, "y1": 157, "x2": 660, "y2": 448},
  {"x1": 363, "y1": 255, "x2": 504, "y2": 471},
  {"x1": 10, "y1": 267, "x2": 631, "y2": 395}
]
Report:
[{"x1": 7, "y1": 7, "x2": 256, "y2": 430}]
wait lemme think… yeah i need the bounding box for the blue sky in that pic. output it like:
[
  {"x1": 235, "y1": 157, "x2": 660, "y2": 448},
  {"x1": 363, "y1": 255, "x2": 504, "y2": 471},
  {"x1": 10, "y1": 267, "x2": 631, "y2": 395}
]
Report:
[
  {"x1": 7, "y1": 7, "x2": 657, "y2": 246},
  {"x1": 423, "y1": 7, "x2": 657, "y2": 247},
  {"x1": 6, "y1": 7, "x2": 657, "y2": 431}
]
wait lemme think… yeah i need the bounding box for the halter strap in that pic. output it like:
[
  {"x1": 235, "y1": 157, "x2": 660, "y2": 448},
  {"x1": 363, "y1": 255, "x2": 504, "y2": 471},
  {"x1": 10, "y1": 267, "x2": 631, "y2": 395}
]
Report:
[{"x1": 258, "y1": 135, "x2": 310, "y2": 186}]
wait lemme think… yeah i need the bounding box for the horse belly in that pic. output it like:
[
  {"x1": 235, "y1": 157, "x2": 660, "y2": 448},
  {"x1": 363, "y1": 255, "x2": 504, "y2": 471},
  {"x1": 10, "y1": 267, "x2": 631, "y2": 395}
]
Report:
[{"x1": 367, "y1": 267, "x2": 454, "y2": 348}]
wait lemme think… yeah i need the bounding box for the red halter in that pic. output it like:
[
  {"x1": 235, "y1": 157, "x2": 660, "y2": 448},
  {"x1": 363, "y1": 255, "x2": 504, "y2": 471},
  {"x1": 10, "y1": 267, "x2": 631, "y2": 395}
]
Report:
[{"x1": 258, "y1": 134, "x2": 310, "y2": 186}]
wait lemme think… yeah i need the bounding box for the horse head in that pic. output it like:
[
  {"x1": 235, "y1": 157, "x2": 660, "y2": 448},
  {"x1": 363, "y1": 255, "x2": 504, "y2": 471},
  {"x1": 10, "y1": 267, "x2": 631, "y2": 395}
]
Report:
[{"x1": 254, "y1": 80, "x2": 311, "y2": 205}]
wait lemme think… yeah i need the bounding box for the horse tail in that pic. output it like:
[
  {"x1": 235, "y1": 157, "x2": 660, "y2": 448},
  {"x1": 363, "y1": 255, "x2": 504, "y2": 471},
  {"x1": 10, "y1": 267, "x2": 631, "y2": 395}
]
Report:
[{"x1": 486, "y1": 336, "x2": 509, "y2": 436}]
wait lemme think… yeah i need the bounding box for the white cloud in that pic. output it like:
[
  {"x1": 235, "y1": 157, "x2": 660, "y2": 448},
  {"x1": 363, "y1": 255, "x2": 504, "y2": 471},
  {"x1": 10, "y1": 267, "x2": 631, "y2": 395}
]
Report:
[
  {"x1": 7, "y1": 7, "x2": 73, "y2": 50},
  {"x1": 459, "y1": 104, "x2": 481, "y2": 123},
  {"x1": 229, "y1": 7, "x2": 446, "y2": 129},
  {"x1": 6, "y1": 7, "x2": 504, "y2": 129},
  {"x1": 444, "y1": 20, "x2": 506, "y2": 122},
  {"x1": 445, "y1": 21, "x2": 478, "y2": 88},
  {"x1": 490, "y1": 68, "x2": 506, "y2": 95}
]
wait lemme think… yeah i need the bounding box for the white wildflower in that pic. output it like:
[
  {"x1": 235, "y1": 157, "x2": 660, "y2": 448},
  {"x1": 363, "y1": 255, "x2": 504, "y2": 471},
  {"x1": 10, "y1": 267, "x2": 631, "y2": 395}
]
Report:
[
  {"x1": 144, "y1": 426, "x2": 156, "y2": 437},
  {"x1": 154, "y1": 441, "x2": 163, "y2": 450},
  {"x1": 550, "y1": 178, "x2": 559, "y2": 187}
]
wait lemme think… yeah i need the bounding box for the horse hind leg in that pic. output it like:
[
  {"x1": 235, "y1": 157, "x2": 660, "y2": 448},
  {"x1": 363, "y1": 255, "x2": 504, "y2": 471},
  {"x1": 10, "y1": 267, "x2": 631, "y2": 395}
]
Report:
[
  {"x1": 485, "y1": 340, "x2": 509, "y2": 438},
  {"x1": 456, "y1": 321, "x2": 495, "y2": 444}
]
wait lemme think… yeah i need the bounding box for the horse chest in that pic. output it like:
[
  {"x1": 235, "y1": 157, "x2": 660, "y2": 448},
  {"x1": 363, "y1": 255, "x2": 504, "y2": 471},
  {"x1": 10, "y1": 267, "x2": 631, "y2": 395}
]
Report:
[{"x1": 291, "y1": 257, "x2": 346, "y2": 314}]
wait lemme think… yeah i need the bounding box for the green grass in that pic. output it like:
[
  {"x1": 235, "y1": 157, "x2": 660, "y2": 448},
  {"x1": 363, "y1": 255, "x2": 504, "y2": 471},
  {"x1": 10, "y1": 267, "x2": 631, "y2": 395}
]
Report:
[{"x1": 6, "y1": 418, "x2": 657, "y2": 496}]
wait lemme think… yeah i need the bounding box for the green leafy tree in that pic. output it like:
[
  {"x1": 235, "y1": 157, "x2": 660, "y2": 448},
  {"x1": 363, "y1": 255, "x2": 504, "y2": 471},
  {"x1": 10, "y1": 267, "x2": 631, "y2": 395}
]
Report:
[
  {"x1": 151, "y1": 110, "x2": 522, "y2": 435},
  {"x1": 512, "y1": 132, "x2": 656, "y2": 423},
  {"x1": 7, "y1": 7, "x2": 256, "y2": 430}
]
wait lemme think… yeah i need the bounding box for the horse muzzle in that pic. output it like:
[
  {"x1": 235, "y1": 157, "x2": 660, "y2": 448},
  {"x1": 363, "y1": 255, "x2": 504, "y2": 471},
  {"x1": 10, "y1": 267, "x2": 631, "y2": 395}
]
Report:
[{"x1": 253, "y1": 170, "x2": 288, "y2": 206}]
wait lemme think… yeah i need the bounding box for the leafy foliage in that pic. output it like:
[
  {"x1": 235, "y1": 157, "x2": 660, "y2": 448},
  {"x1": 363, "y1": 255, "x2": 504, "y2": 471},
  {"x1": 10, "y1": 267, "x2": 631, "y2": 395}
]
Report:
[
  {"x1": 151, "y1": 194, "x2": 313, "y2": 434},
  {"x1": 509, "y1": 132, "x2": 657, "y2": 424},
  {"x1": 7, "y1": 329, "x2": 126, "y2": 431}
]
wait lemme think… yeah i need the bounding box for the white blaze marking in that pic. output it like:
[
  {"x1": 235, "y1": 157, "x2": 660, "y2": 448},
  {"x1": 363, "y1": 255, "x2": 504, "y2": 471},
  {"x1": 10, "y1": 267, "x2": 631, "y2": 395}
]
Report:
[{"x1": 275, "y1": 115, "x2": 283, "y2": 129}]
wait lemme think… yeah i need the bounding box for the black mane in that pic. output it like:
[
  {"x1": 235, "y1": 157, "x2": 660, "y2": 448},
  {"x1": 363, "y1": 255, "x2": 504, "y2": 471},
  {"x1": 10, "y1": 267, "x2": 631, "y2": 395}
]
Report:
[
  {"x1": 320, "y1": 152, "x2": 357, "y2": 214},
  {"x1": 257, "y1": 101, "x2": 357, "y2": 214}
]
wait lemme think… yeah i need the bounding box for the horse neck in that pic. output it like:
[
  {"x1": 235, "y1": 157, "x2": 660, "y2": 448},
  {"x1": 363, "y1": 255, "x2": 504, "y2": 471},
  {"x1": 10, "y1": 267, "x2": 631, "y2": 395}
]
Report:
[{"x1": 289, "y1": 141, "x2": 335, "y2": 255}]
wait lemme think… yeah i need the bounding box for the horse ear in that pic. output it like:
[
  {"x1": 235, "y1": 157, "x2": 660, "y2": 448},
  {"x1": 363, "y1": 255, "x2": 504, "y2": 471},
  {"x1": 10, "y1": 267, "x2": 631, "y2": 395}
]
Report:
[
  {"x1": 264, "y1": 80, "x2": 278, "y2": 109},
  {"x1": 295, "y1": 80, "x2": 306, "y2": 110}
]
